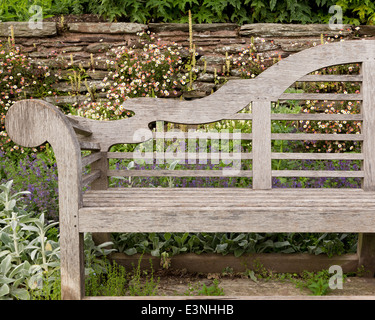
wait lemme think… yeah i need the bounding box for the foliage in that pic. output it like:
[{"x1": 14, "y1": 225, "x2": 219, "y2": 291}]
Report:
[
  {"x1": 76, "y1": 31, "x2": 186, "y2": 120},
  {"x1": 335, "y1": 0, "x2": 375, "y2": 25},
  {"x1": 185, "y1": 279, "x2": 225, "y2": 296},
  {"x1": 293, "y1": 270, "x2": 333, "y2": 296},
  {"x1": 2, "y1": 0, "x2": 374, "y2": 25},
  {"x1": 112, "y1": 232, "x2": 357, "y2": 258},
  {"x1": 0, "y1": 151, "x2": 59, "y2": 220},
  {"x1": 0, "y1": 180, "x2": 60, "y2": 300},
  {"x1": 85, "y1": 256, "x2": 160, "y2": 297},
  {"x1": 0, "y1": 39, "x2": 59, "y2": 156}
]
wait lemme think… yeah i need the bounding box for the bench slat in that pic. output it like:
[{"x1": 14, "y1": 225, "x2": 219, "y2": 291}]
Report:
[
  {"x1": 225, "y1": 114, "x2": 363, "y2": 121},
  {"x1": 272, "y1": 133, "x2": 363, "y2": 141},
  {"x1": 272, "y1": 170, "x2": 363, "y2": 178},
  {"x1": 298, "y1": 74, "x2": 362, "y2": 82},
  {"x1": 153, "y1": 132, "x2": 252, "y2": 140},
  {"x1": 108, "y1": 169, "x2": 253, "y2": 177},
  {"x1": 78, "y1": 206, "x2": 375, "y2": 233},
  {"x1": 271, "y1": 152, "x2": 363, "y2": 160},
  {"x1": 84, "y1": 188, "x2": 367, "y2": 194},
  {"x1": 271, "y1": 113, "x2": 362, "y2": 121},
  {"x1": 67, "y1": 116, "x2": 92, "y2": 136},
  {"x1": 81, "y1": 152, "x2": 102, "y2": 167},
  {"x1": 279, "y1": 93, "x2": 362, "y2": 101},
  {"x1": 107, "y1": 152, "x2": 252, "y2": 160},
  {"x1": 362, "y1": 60, "x2": 375, "y2": 191},
  {"x1": 79, "y1": 141, "x2": 101, "y2": 151},
  {"x1": 82, "y1": 170, "x2": 101, "y2": 188}
]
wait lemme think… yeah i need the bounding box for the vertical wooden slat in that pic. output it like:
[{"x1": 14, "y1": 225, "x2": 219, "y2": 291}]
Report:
[
  {"x1": 90, "y1": 151, "x2": 111, "y2": 249},
  {"x1": 252, "y1": 100, "x2": 272, "y2": 189},
  {"x1": 90, "y1": 152, "x2": 108, "y2": 190},
  {"x1": 362, "y1": 60, "x2": 375, "y2": 191},
  {"x1": 357, "y1": 60, "x2": 375, "y2": 277}
]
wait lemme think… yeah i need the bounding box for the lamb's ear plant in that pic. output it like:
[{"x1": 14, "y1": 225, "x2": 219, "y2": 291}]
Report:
[{"x1": 0, "y1": 180, "x2": 60, "y2": 300}]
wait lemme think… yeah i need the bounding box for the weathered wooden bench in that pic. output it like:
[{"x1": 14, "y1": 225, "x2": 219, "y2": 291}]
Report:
[{"x1": 5, "y1": 40, "x2": 375, "y2": 300}]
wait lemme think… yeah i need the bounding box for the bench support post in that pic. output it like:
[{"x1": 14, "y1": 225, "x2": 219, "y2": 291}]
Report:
[
  {"x1": 252, "y1": 100, "x2": 272, "y2": 189},
  {"x1": 357, "y1": 233, "x2": 375, "y2": 277}
]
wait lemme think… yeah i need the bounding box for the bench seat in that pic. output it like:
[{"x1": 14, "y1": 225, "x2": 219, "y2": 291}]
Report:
[{"x1": 79, "y1": 188, "x2": 375, "y2": 233}]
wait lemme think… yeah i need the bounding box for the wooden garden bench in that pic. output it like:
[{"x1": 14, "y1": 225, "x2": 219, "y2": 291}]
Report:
[{"x1": 5, "y1": 39, "x2": 375, "y2": 300}]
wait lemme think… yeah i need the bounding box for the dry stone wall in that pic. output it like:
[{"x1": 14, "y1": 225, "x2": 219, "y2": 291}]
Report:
[{"x1": 1, "y1": 21, "x2": 374, "y2": 106}]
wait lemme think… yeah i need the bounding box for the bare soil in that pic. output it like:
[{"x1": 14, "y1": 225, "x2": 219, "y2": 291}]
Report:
[{"x1": 152, "y1": 268, "x2": 375, "y2": 298}]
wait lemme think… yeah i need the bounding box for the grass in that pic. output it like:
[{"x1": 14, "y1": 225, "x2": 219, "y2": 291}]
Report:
[{"x1": 85, "y1": 257, "x2": 160, "y2": 297}]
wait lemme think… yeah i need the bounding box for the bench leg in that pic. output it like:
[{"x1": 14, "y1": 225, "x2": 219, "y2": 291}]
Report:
[
  {"x1": 357, "y1": 233, "x2": 375, "y2": 277},
  {"x1": 60, "y1": 231, "x2": 85, "y2": 300}
]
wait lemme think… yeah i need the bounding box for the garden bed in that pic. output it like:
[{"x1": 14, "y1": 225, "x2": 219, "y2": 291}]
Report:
[
  {"x1": 154, "y1": 273, "x2": 375, "y2": 297},
  {"x1": 89, "y1": 258, "x2": 375, "y2": 298},
  {"x1": 109, "y1": 252, "x2": 361, "y2": 275}
]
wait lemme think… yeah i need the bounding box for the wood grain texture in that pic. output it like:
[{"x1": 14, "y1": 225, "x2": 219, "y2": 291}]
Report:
[
  {"x1": 298, "y1": 74, "x2": 363, "y2": 82},
  {"x1": 279, "y1": 93, "x2": 362, "y2": 101},
  {"x1": 252, "y1": 100, "x2": 271, "y2": 189},
  {"x1": 68, "y1": 40, "x2": 375, "y2": 148},
  {"x1": 6, "y1": 40, "x2": 375, "y2": 300},
  {"x1": 272, "y1": 133, "x2": 363, "y2": 141},
  {"x1": 5, "y1": 100, "x2": 84, "y2": 300},
  {"x1": 362, "y1": 60, "x2": 375, "y2": 191},
  {"x1": 108, "y1": 169, "x2": 253, "y2": 177},
  {"x1": 78, "y1": 206, "x2": 375, "y2": 233}
]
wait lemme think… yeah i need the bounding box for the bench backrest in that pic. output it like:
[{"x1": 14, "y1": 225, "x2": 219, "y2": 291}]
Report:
[
  {"x1": 69, "y1": 40, "x2": 375, "y2": 191},
  {"x1": 6, "y1": 40, "x2": 375, "y2": 193}
]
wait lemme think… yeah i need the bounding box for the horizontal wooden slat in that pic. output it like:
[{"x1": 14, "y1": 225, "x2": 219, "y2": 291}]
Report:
[
  {"x1": 72, "y1": 123, "x2": 92, "y2": 137},
  {"x1": 108, "y1": 169, "x2": 252, "y2": 177},
  {"x1": 84, "y1": 188, "x2": 370, "y2": 197},
  {"x1": 298, "y1": 74, "x2": 363, "y2": 82},
  {"x1": 107, "y1": 152, "x2": 252, "y2": 160},
  {"x1": 67, "y1": 115, "x2": 92, "y2": 136},
  {"x1": 79, "y1": 141, "x2": 101, "y2": 151},
  {"x1": 152, "y1": 132, "x2": 251, "y2": 140},
  {"x1": 81, "y1": 152, "x2": 102, "y2": 167},
  {"x1": 82, "y1": 197, "x2": 375, "y2": 207},
  {"x1": 85, "y1": 187, "x2": 367, "y2": 194},
  {"x1": 271, "y1": 113, "x2": 362, "y2": 121},
  {"x1": 82, "y1": 169, "x2": 101, "y2": 187},
  {"x1": 78, "y1": 205, "x2": 375, "y2": 233},
  {"x1": 272, "y1": 170, "x2": 364, "y2": 178},
  {"x1": 272, "y1": 133, "x2": 363, "y2": 141},
  {"x1": 279, "y1": 93, "x2": 363, "y2": 101},
  {"x1": 272, "y1": 152, "x2": 363, "y2": 160},
  {"x1": 83, "y1": 200, "x2": 375, "y2": 207},
  {"x1": 226, "y1": 113, "x2": 253, "y2": 120}
]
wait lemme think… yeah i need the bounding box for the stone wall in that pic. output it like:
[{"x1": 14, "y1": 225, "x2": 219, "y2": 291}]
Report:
[{"x1": 1, "y1": 21, "x2": 374, "y2": 105}]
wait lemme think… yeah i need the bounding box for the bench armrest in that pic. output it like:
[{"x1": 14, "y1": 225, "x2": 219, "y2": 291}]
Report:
[{"x1": 5, "y1": 99, "x2": 84, "y2": 203}]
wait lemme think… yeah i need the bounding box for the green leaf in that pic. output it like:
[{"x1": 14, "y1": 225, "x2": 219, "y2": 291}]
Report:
[
  {"x1": 215, "y1": 243, "x2": 228, "y2": 254},
  {"x1": 270, "y1": 0, "x2": 277, "y2": 11},
  {"x1": 11, "y1": 288, "x2": 30, "y2": 300},
  {"x1": 124, "y1": 247, "x2": 137, "y2": 255},
  {"x1": 164, "y1": 232, "x2": 172, "y2": 241},
  {"x1": 0, "y1": 255, "x2": 11, "y2": 275},
  {"x1": 151, "y1": 248, "x2": 160, "y2": 256},
  {"x1": 0, "y1": 284, "x2": 9, "y2": 297}
]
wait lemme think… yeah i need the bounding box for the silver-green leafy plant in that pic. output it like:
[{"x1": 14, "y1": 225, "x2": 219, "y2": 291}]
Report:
[{"x1": 0, "y1": 180, "x2": 60, "y2": 300}]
